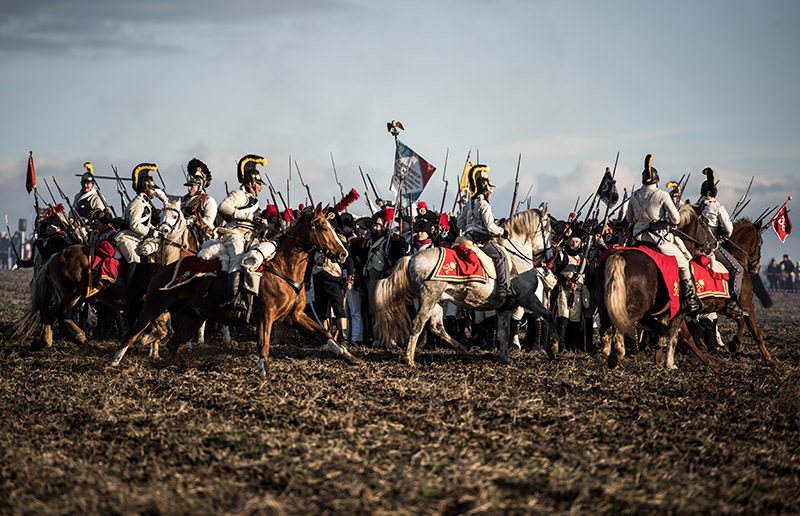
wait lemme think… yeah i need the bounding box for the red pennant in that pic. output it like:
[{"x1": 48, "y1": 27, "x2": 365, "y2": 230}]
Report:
[
  {"x1": 772, "y1": 205, "x2": 792, "y2": 243},
  {"x1": 26, "y1": 151, "x2": 36, "y2": 194}
]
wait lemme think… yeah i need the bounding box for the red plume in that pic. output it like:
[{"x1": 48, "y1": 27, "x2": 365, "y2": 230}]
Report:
[
  {"x1": 439, "y1": 213, "x2": 449, "y2": 230},
  {"x1": 334, "y1": 188, "x2": 360, "y2": 213},
  {"x1": 263, "y1": 204, "x2": 279, "y2": 218},
  {"x1": 380, "y1": 207, "x2": 394, "y2": 223}
]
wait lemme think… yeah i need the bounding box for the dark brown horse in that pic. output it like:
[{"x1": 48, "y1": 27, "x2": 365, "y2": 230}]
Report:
[
  {"x1": 13, "y1": 200, "x2": 201, "y2": 351},
  {"x1": 676, "y1": 218, "x2": 776, "y2": 366},
  {"x1": 110, "y1": 204, "x2": 359, "y2": 376},
  {"x1": 598, "y1": 203, "x2": 718, "y2": 369}
]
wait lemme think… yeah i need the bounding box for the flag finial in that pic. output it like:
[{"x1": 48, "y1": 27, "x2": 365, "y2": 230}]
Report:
[{"x1": 387, "y1": 120, "x2": 404, "y2": 138}]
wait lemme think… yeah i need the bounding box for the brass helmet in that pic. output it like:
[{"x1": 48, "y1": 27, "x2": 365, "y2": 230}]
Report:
[
  {"x1": 468, "y1": 164, "x2": 493, "y2": 196},
  {"x1": 642, "y1": 154, "x2": 659, "y2": 185},
  {"x1": 185, "y1": 158, "x2": 212, "y2": 188},
  {"x1": 80, "y1": 162, "x2": 95, "y2": 184},
  {"x1": 132, "y1": 163, "x2": 158, "y2": 193},
  {"x1": 700, "y1": 167, "x2": 717, "y2": 198},
  {"x1": 237, "y1": 154, "x2": 266, "y2": 186}
]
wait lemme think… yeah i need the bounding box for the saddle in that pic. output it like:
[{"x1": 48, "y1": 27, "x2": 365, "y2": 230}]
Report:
[
  {"x1": 87, "y1": 239, "x2": 122, "y2": 297},
  {"x1": 453, "y1": 236, "x2": 506, "y2": 279}
]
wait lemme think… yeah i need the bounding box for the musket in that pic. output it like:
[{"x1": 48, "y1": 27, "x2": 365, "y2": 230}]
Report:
[
  {"x1": 293, "y1": 160, "x2": 315, "y2": 207},
  {"x1": 224, "y1": 181, "x2": 230, "y2": 196},
  {"x1": 330, "y1": 152, "x2": 346, "y2": 202},
  {"x1": 366, "y1": 172, "x2": 382, "y2": 205},
  {"x1": 358, "y1": 166, "x2": 375, "y2": 215},
  {"x1": 517, "y1": 184, "x2": 533, "y2": 214},
  {"x1": 753, "y1": 206, "x2": 774, "y2": 226},
  {"x1": 731, "y1": 176, "x2": 755, "y2": 219},
  {"x1": 553, "y1": 195, "x2": 583, "y2": 244},
  {"x1": 155, "y1": 167, "x2": 167, "y2": 191},
  {"x1": 110, "y1": 164, "x2": 132, "y2": 206},
  {"x1": 263, "y1": 169, "x2": 290, "y2": 215},
  {"x1": 181, "y1": 165, "x2": 189, "y2": 183},
  {"x1": 437, "y1": 148, "x2": 450, "y2": 223},
  {"x1": 50, "y1": 177, "x2": 86, "y2": 243},
  {"x1": 676, "y1": 172, "x2": 691, "y2": 204},
  {"x1": 5, "y1": 215, "x2": 21, "y2": 264},
  {"x1": 608, "y1": 191, "x2": 632, "y2": 218},
  {"x1": 41, "y1": 177, "x2": 59, "y2": 207},
  {"x1": 509, "y1": 153, "x2": 521, "y2": 219},
  {"x1": 74, "y1": 174, "x2": 132, "y2": 182},
  {"x1": 287, "y1": 155, "x2": 292, "y2": 210},
  {"x1": 735, "y1": 199, "x2": 751, "y2": 219}
]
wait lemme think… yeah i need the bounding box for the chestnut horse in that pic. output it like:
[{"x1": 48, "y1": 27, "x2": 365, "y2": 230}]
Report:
[
  {"x1": 673, "y1": 218, "x2": 776, "y2": 366},
  {"x1": 598, "y1": 203, "x2": 718, "y2": 369},
  {"x1": 110, "y1": 204, "x2": 358, "y2": 376}
]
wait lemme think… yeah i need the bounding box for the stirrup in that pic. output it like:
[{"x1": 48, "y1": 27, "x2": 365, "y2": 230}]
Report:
[{"x1": 723, "y1": 301, "x2": 747, "y2": 318}]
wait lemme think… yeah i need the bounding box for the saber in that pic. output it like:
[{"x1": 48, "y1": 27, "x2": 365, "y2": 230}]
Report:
[
  {"x1": 358, "y1": 166, "x2": 375, "y2": 215},
  {"x1": 293, "y1": 160, "x2": 315, "y2": 207},
  {"x1": 732, "y1": 176, "x2": 755, "y2": 219}
]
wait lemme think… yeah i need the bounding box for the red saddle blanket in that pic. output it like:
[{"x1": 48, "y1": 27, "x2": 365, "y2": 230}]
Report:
[
  {"x1": 88, "y1": 239, "x2": 121, "y2": 297},
  {"x1": 599, "y1": 246, "x2": 730, "y2": 319},
  {"x1": 430, "y1": 245, "x2": 488, "y2": 283},
  {"x1": 161, "y1": 256, "x2": 221, "y2": 290}
]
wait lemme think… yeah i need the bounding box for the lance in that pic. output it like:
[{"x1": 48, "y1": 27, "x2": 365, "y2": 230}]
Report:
[
  {"x1": 5, "y1": 215, "x2": 22, "y2": 264},
  {"x1": 293, "y1": 160, "x2": 315, "y2": 207},
  {"x1": 366, "y1": 172, "x2": 383, "y2": 206},
  {"x1": 287, "y1": 155, "x2": 292, "y2": 210},
  {"x1": 508, "y1": 153, "x2": 522, "y2": 219},
  {"x1": 761, "y1": 196, "x2": 792, "y2": 233},
  {"x1": 732, "y1": 176, "x2": 755, "y2": 219},
  {"x1": 47, "y1": 177, "x2": 84, "y2": 243},
  {"x1": 753, "y1": 205, "x2": 774, "y2": 226},
  {"x1": 330, "y1": 152, "x2": 346, "y2": 202},
  {"x1": 735, "y1": 199, "x2": 752, "y2": 219},
  {"x1": 358, "y1": 166, "x2": 375, "y2": 215}
]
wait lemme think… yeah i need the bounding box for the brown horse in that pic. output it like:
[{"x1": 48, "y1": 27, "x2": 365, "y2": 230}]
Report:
[
  {"x1": 674, "y1": 218, "x2": 776, "y2": 366},
  {"x1": 110, "y1": 204, "x2": 358, "y2": 376},
  {"x1": 598, "y1": 203, "x2": 718, "y2": 369},
  {"x1": 14, "y1": 200, "x2": 201, "y2": 351}
]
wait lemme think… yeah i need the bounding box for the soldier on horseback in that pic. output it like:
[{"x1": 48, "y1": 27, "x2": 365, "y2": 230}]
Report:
[
  {"x1": 73, "y1": 163, "x2": 107, "y2": 220},
  {"x1": 627, "y1": 154, "x2": 703, "y2": 313},
  {"x1": 181, "y1": 158, "x2": 217, "y2": 234},
  {"x1": 218, "y1": 154, "x2": 275, "y2": 312},
  {"x1": 457, "y1": 164, "x2": 513, "y2": 298},
  {"x1": 114, "y1": 163, "x2": 162, "y2": 283},
  {"x1": 696, "y1": 167, "x2": 746, "y2": 317}
]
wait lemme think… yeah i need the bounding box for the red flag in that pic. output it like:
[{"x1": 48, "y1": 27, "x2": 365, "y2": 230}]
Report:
[
  {"x1": 772, "y1": 205, "x2": 792, "y2": 243},
  {"x1": 26, "y1": 151, "x2": 36, "y2": 194}
]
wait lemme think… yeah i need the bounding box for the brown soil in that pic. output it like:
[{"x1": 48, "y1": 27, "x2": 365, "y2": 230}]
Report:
[{"x1": 1, "y1": 268, "x2": 799, "y2": 515}]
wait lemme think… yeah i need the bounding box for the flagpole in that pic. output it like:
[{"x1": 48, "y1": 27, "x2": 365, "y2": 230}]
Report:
[{"x1": 762, "y1": 196, "x2": 792, "y2": 234}]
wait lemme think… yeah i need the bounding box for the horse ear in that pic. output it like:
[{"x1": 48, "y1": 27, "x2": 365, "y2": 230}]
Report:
[
  {"x1": 540, "y1": 202, "x2": 548, "y2": 218},
  {"x1": 314, "y1": 203, "x2": 322, "y2": 215}
]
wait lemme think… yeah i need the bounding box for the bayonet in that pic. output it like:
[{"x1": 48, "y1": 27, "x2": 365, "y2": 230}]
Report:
[
  {"x1": 732, "y1": 175, "x2": 755, "y2": 219},
  {"x1": 110, "y1": 164, "x2": 132, "y2": 204},
  {"x1": 358, "y1": 166, "x2": 375, "y2": 215},
  {"x1": 293, "y1": 160, "x2": 315, "y2": 207},
  {"x1": 509, "y1": 153, "x2": 521, "y2": 219},
  {"x1": 330, "y1": 152, "x2": 346, "y2": 201},
  {"x1": 366, "y1": 172, "x2": 382, "y2": 204}
]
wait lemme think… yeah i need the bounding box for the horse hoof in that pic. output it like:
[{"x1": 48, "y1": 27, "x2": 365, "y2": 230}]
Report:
[
  {"x1": 546, "y1": 341, "x2": 558, "y2": 360},
  {"x1": 344, "y1": 352, "x2": 362, "y2": 365},
  {"x1": 607, "y1": 353, "x2": 619, "y2": 369}
]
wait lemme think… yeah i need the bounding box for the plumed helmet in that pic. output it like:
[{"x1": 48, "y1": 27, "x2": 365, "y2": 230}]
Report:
[
  {"x1": 642, "y1": 154, "x2": 659, "y2": 185},
  {"x1": 237, "y1": 154, "x2": 267, "y2": 185},
  {"x1": 468, "y1": 164, "x2": 494, "y2": 196},
  {"x1": 700, "y1": 167, "x2": 718, "y2": 198},
  {"x1": 666, "y1": 180, "x2": 682, "y2": 198},
  {"x1": 185, "y1": 158, "x2": 211, "y2": 188},
  {"x1": 80, "y1": 162, "x2": 95, "y2": 184},
  {"x1": 132, "y1": 163, "x2": 158, "y2": 193}
]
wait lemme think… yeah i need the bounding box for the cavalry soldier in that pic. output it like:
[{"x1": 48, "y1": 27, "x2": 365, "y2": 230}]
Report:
[
  {"x1": 627, "y1": 154, "x2": 702, "y2": 313},
  {"x1": 73, "y1": 162, "x2": 106, "y2": 220},
  {"x1": 218, "y1": 154, "x2": 274, "y2": 311},
  {"x1": 696, "y1": 167, "x2": 746, "y2": 317},
  {"x1": 181, "y1": 158, "x2": 218, "y2": 233},
  {"x1": 114, "y1": 163, "x2": 162, "y2": 282},
  {"x1": 457, "y1": 164, "x2": 513, "y2": 298}
]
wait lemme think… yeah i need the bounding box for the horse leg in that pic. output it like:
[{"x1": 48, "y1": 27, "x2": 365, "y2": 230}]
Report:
[
  {"x1": 607, "y1": 331, "x2": 626, "y2": 368},
  {"x1": 743, "y1": 314, "x2": 776, "y2": 366},
  {"x1": 515, "y1": 284, "x2": 559, "y2": 359},
  {"x1": 166, "y1": 311, "x2": 205, "y2": 370},
  {"x1": 404, "y1": 285, "x2": 447, "y2": 367},
  {"x1": 111, "y1": 305, "x2": 170, "y2": 367},
  {"x1": 140, "y1": 313, "x2": 170, "y2": 359},
  {"x1": 496, "y1": 311, "x2": 513, "y2": 364},
  {"x1": 189, "y1": 320, "x2": 207, "y2": 351},
  {"x1": 663, "y1": 316, "x2": 685, "y2": 370},
  {"x1": 42, "y1": 323, "x2": 54, "y2": 348},
  {"x1": 255, "y1": 310, "x2": 274, "y2": 378},
  {"x1": 680, "y1": 319, "x2": 714, "y2": 367},
  {"x1": 287, "y1": 309, "x2": 361, "y2": 365},
  {"x1": 426, "y1": 303, "x2": 468, "y2": 354},
  {"x1": 222, "y1": 325, "x2": 233, "y2": 347}
]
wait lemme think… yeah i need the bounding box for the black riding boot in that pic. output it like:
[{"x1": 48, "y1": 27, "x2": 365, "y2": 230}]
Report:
[
  {"x1": 556, "y1": 316, "x2": 569, "y2": 350},
  {"x1": 679, "y1": 278, "x2": 703, "y2": 314},
  {"x1": 221, "y1": 270, "x2": 246, "y2": 312},
  {"x1": 123, "y1": 262, "x2": 137, "y2": 288}
]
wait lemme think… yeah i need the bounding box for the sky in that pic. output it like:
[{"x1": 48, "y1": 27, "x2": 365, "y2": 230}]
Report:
[{"x1": 1, "y1": 0, "x2": 799, "y2": 263}]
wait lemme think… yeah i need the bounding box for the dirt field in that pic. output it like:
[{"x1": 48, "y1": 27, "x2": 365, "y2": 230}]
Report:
[{"x1": 1, "y1": 268, "x2": 799, "y2": 515}]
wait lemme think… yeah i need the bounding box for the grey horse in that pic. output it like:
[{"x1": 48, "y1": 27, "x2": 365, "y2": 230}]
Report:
[{"x1": 374, "y1": 206, "x2": 559, "y2": 366}]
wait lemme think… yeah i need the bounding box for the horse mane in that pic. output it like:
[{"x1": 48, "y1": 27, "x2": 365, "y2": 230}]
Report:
[
  {"x1": 504, "y1": 208, "x2": 542, "y2": 243},
  {"x1": 678, "y1": 202, "x2": 696, "y2": 226}
]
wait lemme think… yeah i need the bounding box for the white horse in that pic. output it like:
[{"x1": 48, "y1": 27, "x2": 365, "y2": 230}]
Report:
[{"x1": 374, "y1": 206, "x2": 558, "y2": 366}]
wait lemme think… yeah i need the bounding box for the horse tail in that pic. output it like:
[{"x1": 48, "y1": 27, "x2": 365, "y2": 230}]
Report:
[
  {"x1": 604, "y1": 253, "x2": 636, "y2": 338},
  {"x1": 750, "y1": 272, "x2": 773, "y2": 308},
  {"x1": 11, "y1": 256, "x2": 58, "y2": 341},
  {"x1": 374, "y1": 256, "x2": 415, "y2": 346}
]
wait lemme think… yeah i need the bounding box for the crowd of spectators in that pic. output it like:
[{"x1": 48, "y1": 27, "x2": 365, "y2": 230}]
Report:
[{"x1": 765, "y1": 254, "x2": 799, "y2": 291}]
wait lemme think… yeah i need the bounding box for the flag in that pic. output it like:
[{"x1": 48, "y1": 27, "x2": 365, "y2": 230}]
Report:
[
  {"x1": 459, "y1": 159, "x2": 474, "y2": 196},
  {"x1": 26, "y1": 151, "x2": 36, "y2": 194},
  {"x1": 390, "y1": 140, "x2": 436, "y2": 203},
  {"x1": 597, "y1": 168, "x2": 619, "y2": 206},
  {"x1": 773, "y1": 205, "x2": 792, "y2": 243}
]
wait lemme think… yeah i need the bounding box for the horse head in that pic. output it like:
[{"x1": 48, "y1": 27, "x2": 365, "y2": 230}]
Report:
[
  {"x1": 294, "y1": 203, "x2": 349, "y2": 263},
  {"x1": 678, "y1": 203, "x2": 717, "y2": 256},
  {"x1": 504, "y1": 204, "x2": 553, "y2": 261},
  {"x1": 732, "y1": 219, "x2": 763, "y2": 274},
  {"x1": 158, "y1": 198, "x2": 186, "y2": 239}
]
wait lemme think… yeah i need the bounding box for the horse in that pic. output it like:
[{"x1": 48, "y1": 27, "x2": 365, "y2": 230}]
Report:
[
  {"x1": 598, "y1": 203, "x2": 718, "y2": 369},
  {"x1": 374, "y1": 206, "x2": 557, "y2": 366},
  {"x1": 674, "y1": 218, "x2": 776, "y2": 366},
  {"x1": 110, "y1": 204, "x2": 358, "y2": 376},
  {"x1": 13, "y1": 199, "x2": 200, "y2": 352}
]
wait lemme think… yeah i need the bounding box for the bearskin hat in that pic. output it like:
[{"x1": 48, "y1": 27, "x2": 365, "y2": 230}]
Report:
[
  {"x1": 237, "y1": 154, "x2": 266, "y2": 185},
  {"x1": 185, "y1": 158, "x2": 212, "y2": 188},
  {"x1": 642, "y1": 154, "x2": 659, "y2": 185},
  {"x1": 372, "y1": 207, "x2": 394, "y2": 227},
  {"x1": 132, "y1": 163, "x2": 158, "y2": 193},
  {"x1": 701, "y1": 167, "x2": 718, "y2": 198}
]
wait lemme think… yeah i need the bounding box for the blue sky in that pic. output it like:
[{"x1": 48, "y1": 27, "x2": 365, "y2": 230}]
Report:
[{"x1": 1, "y1": 0, "x2": 799, "y2": 261}]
